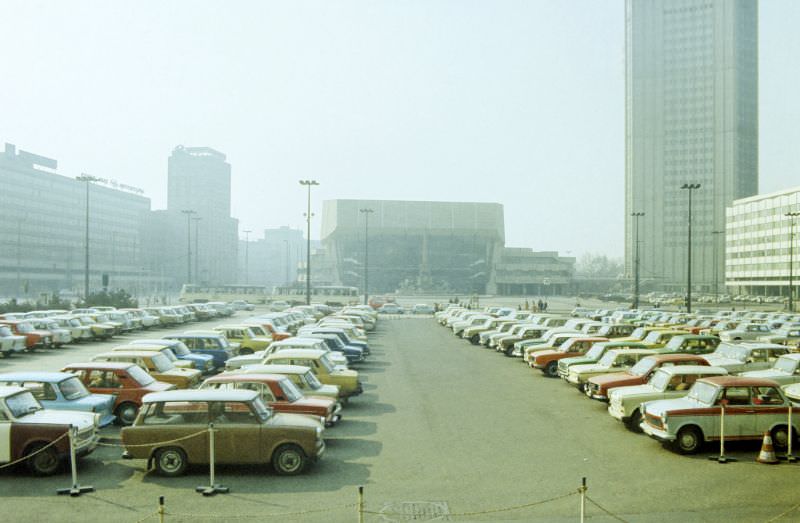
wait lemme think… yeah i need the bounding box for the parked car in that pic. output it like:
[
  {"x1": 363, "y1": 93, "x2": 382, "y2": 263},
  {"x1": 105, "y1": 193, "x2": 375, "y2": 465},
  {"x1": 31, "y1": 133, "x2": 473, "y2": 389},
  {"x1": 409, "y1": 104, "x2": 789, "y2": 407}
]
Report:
[
  {"x1": 702, "y1": 342, "x2": 790, "y2": 373},
  {"x1": 378, "y1": 303, "x2": 404, "y2": 315},
  {"x1": 62, "y1": 362, "x2": 175, "y2": 425},
  {"x1": 565, "y1": 349, "x2": 656, "y2": 389},
  {"x1": 411, "y1": 304, "x2": 435, "y2": 314},
  {"x1": 121, "y1": 389, "x2": 325, "y2": 476},
  {"x1": 718, "y1": 322, "x2": 772, "y2": 342},
  {"x1": 92, "y1": 350, "x2": 202, "y2": 389},
  {"x1": 201, "y1": 373, "x2": 341, "y2": 426},
  {"x1": 237, "y1": 364, "x2": 341, "y2": 402},
  {"x1": 127, "y1": 339, "x2": 216, "y2": 374},
  {"x1": 109, "y1": 343, "x2": 196, "y2": 370},
  {"x1": 263, "y1": 349, "x2": 362, "y2": 399},
  {"x1": 225, "y1": 338, "x2": 332, "y2": 370},
  {"x1": 738, "y1": 354, "x2": 800, "y2": 386},
  {"x1": 0, "y1": 325, "x2": 27, "y2": 356},
  {"x1": 0, "y1": 386, "x2": 99, "y2": 475},
  {"x1": 608, "y1": 365, "x2": 728, "y2": 431},
  {"x1": 558, "y1": 341, "x2": 648, "y2": 380},
  {"x1": 163, "y1": 332, "x2": 236, "y2": 370},
  {"x1": 0, "y1": 372, "x2": 116, "y2": 427},
  {"x1": 0, "y1": 320, "x2": 54, "y2": 351},
  {"x1": 641, "y1": 376, "x2": 798, "y2": 454},
  {"x1": 530, "y1": 337, "x2": 609, "y2": 376}
]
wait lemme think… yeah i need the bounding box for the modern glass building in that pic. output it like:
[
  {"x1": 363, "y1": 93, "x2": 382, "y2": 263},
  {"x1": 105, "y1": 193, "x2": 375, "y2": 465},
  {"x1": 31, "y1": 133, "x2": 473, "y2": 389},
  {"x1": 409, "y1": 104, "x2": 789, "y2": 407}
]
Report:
[
  {"x1": 726, "y1": 187, "x2": 800, "y2": 299},
  {"x1": 625, "y1": 0, "x2": 758, "y2": 291}
]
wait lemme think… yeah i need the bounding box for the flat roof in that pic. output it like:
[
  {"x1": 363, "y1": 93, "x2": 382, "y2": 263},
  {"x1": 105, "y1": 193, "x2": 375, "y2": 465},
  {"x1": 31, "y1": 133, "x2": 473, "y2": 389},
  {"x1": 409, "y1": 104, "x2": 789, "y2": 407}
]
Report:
[{"x1": 143, "y1": 389, "x2": 257, "y2": 403}]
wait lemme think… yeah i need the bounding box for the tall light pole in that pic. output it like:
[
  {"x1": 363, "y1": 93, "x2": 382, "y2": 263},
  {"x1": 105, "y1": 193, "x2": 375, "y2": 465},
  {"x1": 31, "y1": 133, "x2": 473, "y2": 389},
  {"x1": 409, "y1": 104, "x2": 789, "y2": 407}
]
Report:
[
  {"x1": 712, "y1": 229, "x2": 725, "y2": 304},
  {"x1": 299, "y1": 180, "x2": 319, "y2": 305},
  {"x1": 77, "y1": 174, "x2": 101, "y2": 300},
  {"x1": 192, "y1": 217, "x2": 202, "y2": 285},
  {"x1": 787, "y1": 212, "x2": 800, "y2": 312},
  {"x1": 631, "y1": 212, "x2": 645, "y2": 309},
  {"x1": 181, "y1": 209, "x2": 196, "y2": 285},
  {"x1": 681, "y1": 183, "x2": 701, "y2": 313},
  {"x1": 243, "y1": 229, "x2": 252, "y2": 284},
  {"x1": 360, "y1": 208, "x2": 374, "y2": 305}
]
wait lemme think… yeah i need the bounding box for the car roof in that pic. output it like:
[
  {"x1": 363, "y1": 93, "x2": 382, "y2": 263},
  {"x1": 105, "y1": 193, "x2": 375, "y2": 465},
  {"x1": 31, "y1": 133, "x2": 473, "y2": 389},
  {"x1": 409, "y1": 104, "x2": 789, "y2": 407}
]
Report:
[
  {"x1": 112, "y1": 344, "x2": 167, "y2": 351},
  {"x1": 0, "y1": 371, "x2": 74, "y2": 382},
  {"x1": 94, "y1": 350, "x2": 160, "y2": 358},
  {"x1": 143, "y1": 389, "x2": 258, "y2": 403},
  {"x1": 272, "y1": 338, "x2": 324, "y2": 347},
  {"x1": 266, "y1": 349, "x2": 326, "y2": 359},
  {"x1": 205, "y1": 373, "x2": 285, "y2": 384},
  {"x1": 0, "y1": 385, "x2": 28, "y2": 398},
  {"x1": 62, "y1": 362, "x2": 136, "y2": 371},
  {"x1": 240, "y1": 364, "x2": 311, "y2": 374},
  {"x1": 700, "y1": 376, "x2": 782, "y2": 388},
  {"x1": 654, "y1": 365, "x2": 727, "y2": 376},
  {"x1": 649, "y1": 354, "x2": 707, "y2": 362}
]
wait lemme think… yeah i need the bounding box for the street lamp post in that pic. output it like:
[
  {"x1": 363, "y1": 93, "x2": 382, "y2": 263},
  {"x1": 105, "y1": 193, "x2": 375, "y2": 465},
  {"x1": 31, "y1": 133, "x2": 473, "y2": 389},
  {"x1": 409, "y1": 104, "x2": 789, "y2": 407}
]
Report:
[
  {"x1": 631, "y1": 212, "x2": 645, "y2": 309},
  {"x1": 787, "y1": 212, "x2": 800, "y2": 312},
  {"x1": 299, "y1": 180, "x2": 319, "y2": 305},
  {"x1": 243, "y1": 230, "x2": 252, "y2": 284},
  {"x1": 712, "y1": 229, "x2": 725, "y2": 304},
  {"x1": 181, "y1": 210, "x2": 196, "y2": 285},
  {"x1": 77, "y1": 174, "x2": 101, "y2": 300},
  {"x1": 681, "y1": 183, "x2": 701, "y2": 314},
  {"x1": 359, "y1": 208, "x2": 374, "y2": 305},
  {"x1": 192, "y1": 217, "x2": 202, "y2": 285}
]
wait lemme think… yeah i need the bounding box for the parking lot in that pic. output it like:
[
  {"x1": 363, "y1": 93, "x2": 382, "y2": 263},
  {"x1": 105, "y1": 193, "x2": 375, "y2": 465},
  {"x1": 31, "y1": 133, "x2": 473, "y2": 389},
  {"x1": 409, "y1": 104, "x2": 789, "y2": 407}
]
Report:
[{"x1": 1, "y1": 314, "x2": 799, "y2": 522}]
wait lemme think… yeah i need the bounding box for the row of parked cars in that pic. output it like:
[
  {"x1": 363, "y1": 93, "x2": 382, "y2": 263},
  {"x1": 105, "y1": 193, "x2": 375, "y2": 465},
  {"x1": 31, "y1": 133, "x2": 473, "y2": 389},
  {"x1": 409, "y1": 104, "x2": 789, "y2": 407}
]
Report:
[
  {"x1": 437, "y1": 304, "x2": 800, "y2": 456},
  {"x1": 0, "y1": 303, "x2": 379, "y2": 477}
]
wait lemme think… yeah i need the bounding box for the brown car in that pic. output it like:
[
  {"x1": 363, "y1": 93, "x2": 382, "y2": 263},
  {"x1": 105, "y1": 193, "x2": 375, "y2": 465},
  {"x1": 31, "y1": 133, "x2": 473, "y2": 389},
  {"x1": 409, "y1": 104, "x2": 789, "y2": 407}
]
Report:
[
  {"x1": 585, "y1": 353, "x2": 710, "y2": 401},
  {"x1": 121, "y1": 389, "x2": 325, "y2": 476},
  {"x1": 201, "y1": 373, "x2": 341, "y2": 426},
  {"x1": 62, "y1": 362, "x2": 175, "y2": 425},
  {"x1": 531, "y1": 337, "x2": 608, "y2": 377}
]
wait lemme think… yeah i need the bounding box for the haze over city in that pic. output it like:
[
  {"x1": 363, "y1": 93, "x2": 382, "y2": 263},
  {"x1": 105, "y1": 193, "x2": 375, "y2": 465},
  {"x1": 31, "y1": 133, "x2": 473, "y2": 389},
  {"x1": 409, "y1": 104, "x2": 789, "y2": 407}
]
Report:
[{"x1": 2, "y1": 0, "x2": 798, "y2": 258}]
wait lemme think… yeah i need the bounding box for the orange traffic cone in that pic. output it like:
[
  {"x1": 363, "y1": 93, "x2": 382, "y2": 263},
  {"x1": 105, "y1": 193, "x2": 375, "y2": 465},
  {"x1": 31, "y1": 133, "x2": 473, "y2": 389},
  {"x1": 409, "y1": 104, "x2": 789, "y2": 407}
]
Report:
[{"x1": 757, "y1": 432, "x2": 779, "y2": 464}]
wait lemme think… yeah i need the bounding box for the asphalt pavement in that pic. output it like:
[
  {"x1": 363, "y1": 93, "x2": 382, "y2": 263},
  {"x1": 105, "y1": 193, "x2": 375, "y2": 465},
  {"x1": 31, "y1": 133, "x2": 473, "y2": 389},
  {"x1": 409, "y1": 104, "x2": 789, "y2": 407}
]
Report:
[{"x1": 1, "y1": 315, "x2": 799, "y2": 522}]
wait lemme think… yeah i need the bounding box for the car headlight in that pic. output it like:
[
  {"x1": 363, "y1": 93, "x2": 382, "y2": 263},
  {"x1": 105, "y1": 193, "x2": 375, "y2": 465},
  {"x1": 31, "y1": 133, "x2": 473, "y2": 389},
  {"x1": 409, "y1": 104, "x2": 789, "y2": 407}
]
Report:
[{"x1": 316, "y1": 426, "x2": 323, "y2": 437}]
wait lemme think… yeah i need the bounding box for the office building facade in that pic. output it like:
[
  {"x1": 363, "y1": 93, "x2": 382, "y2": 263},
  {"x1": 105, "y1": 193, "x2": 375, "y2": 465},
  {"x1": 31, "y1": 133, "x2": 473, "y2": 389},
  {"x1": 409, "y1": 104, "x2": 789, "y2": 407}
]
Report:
[{"x1": 624, "y1": 0, "x2": 758, "y2": 291}]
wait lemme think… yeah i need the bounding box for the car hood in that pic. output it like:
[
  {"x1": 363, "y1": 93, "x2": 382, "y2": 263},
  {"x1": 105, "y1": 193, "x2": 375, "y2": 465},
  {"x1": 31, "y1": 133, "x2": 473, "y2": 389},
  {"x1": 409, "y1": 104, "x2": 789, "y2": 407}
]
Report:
[
  {"x1": 740, "y1": 369, "x2": 788, "y2": 378},
  {"x1": 643, "y1": 397, "x2": 704, "y2": 418},
  {"x1": 312, "y1": 384, "x2": 340, "y2": 396},
  {"x1": 268, "y1": 412, "x2": 322, "y2": 430},
  {"x1": 21, "y1": 409, "x2": 96, "y2": 430},
  {"x1": 292, "y1": 397, "x2": 334, "y2": 410},
  {"x1": 703, "y1": 356, "x2": 743, "y2": 366},
  {"x1": 145, "y1": 381, "x2": 176, "y2": 393},
  {"x1": 609, "y1": 384, "x2": 656, "y2": 401},
  {"x1": 571, "y1": 363, "x2": 613, "y2": 375},
  {"x1": 588, "y1": 371, "x2": 637, "y2": 386},
  {"x1": 60, "y1": 394, "x2": 116, "y2": 410}
]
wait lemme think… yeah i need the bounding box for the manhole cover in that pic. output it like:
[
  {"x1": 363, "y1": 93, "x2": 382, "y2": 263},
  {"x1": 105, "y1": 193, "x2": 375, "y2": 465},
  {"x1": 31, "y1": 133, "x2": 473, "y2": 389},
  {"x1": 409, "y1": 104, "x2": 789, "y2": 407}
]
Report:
[{"x1": 379, "y1": 501, "x2": 451, "y2": 522}]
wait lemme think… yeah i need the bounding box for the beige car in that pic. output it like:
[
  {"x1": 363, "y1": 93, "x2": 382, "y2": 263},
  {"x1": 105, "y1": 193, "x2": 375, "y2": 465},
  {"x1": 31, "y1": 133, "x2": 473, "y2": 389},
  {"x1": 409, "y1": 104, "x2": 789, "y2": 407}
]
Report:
[
  {"x1": 236, "y1": 364, "x2": 341, "y2": 401},
  {"x1": 121, "y1": 389, "x2": 324, "y2": 476},
  {"x1": 92, "y1": 350, "x2": 201, "y2": 389},
  {"x1": 110, "y1": 344, "x2": 195, "y2": 370},
  {"x1": 264, "y1": 349, "x2": 363, "y2": 399}
]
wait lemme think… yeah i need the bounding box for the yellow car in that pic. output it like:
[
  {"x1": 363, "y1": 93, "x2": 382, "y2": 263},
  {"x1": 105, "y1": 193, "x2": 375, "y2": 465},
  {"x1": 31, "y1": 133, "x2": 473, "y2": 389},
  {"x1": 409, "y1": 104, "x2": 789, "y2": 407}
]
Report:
[
  {"x1": 264, "y1": 349, "x2": 363, "y2": 399},
  {"x1": 214, "y1": 324, "x2": 272, "y2": 355},
  {"x1": 92, "y1": 350, "x2": 201, "y2": 389}
]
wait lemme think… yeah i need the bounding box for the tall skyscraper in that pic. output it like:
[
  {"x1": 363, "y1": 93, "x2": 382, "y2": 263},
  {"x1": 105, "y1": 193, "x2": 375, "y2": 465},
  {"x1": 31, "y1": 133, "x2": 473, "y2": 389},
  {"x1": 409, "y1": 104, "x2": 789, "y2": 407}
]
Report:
[{"x1": 625, "y1": 0, "x2": 758, "y2": 291}]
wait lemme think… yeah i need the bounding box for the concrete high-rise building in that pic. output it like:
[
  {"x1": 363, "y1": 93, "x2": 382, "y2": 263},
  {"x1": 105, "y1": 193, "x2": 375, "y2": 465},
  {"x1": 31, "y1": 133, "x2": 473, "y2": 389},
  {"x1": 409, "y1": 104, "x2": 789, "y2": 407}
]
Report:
[{"x1": 625, "y1": 0, "x2": 758, "y2": 291}]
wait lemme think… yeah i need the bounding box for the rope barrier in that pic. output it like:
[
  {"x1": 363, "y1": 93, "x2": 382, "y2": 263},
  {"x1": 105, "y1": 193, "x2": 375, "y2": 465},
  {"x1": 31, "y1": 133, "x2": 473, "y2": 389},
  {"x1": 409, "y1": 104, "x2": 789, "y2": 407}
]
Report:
[
  {"x1": 156, "y1": 503, "x2": 357, "y2": 520},
  {"x1": 96, "y1": 429, "x2": 208, "y2": 448},
  {"x1": 363, "y1": 490, "x2": 577, "y2": 518},
  {"x1": 0, "y1": 432, "x2": 69, "y2": 470},
  {"x1": 585, "y1": 495, "x2": 629, "y2": 523},
  {"x1": 765, "y1": 501, "x2": 800, "y2": 523}
]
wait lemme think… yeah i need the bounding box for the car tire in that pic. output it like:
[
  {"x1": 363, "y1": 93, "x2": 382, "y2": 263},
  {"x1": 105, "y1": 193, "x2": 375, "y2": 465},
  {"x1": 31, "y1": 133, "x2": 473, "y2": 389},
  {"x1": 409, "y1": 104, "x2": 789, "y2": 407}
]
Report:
[
  {"x1": 771, "y1": 425, "x2": 795, "y2": 452},
  {"x1": 272, "y1": 444, "x2": 308, "y2": 475},
  {"x1": 154, "y1": 447, "x2": 188, "y2": 477},
  {"x1": 469, "y1": 334, "x2": 480, "y2": 345},
  {"x1": 545, "y1": 361, "x2": 559, "y2": 377},
  {"x1": 503, "y1": 345, "x2": 515, "y2": 357},
  {"x1": 674, "y1": 426, "x2": 703, "y2": 454},
  {"x1": 625, "y1": 410, "x2": 643, "y2": 433},
  {"x1": 26, "y1": 442, "x2": 61, "y2": 476},
  {"x1": 239, "y1": 347, "x2": 254, "y2": 355},
  {"x1": 116, "y1": 402, "x2": 139, "y2": 426}
]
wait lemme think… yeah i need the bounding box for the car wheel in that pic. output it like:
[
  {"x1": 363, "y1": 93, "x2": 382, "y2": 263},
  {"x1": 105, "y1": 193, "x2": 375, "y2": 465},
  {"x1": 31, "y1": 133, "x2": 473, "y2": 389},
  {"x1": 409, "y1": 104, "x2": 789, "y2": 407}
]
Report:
[
  {"x1": 116, "y1": 402, "x2": 139, "y2": 426},
  {"x1": 154, "y1": 447, "x2": 188, "y2": 477},
  {"x1": 771, "y1": 425, "x2": 794, "y2": 452},
  {"x1": 239, "y1": 347, "x2": 254, "y2": 355},
  {"x1": 469, "y1": 334, "x2": 480, "y2": 345},
  {"x1": 26, "y1": 442, "x2": 61, "y2": 476},
  {"x1": 625, "y1": 409, "x2": 643, "y2": 433},
  {"x1": 504, "y1": 345, "x2": 515, "y2": 357},
  {"x1": 674, "y1": 426, "x2": 703, "y2": 454},
  {"x1": 272, "y1": 444, "x2": 308, "y2": 475},
  {"x1": 545, "y1": 361, "x2": 559, "y2": 377}
]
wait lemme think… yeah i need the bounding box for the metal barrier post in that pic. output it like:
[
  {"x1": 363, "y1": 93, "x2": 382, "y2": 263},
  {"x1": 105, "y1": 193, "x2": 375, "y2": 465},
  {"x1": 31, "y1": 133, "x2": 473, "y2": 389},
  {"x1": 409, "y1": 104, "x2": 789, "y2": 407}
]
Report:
[
  {"x1": 579, "y1": 477, "x2": 586, "y2": 523},
  {"x1": 159, "y1": 496, "x2": 165, "y2": 523},
  {"x1": 57, "y1": 426, "x2": 94, "y2": 496},
  {"x1": 709, "y1": 401, "x2": 736, "y2": 463},
  {"x1": 787, "y1": 405, "x2": 797, "y2": 462},
  {"x1": 196, "y1": 423, "x2": 229, "y2": 496},
  {"x1": 358, "y1": 485, "x2": 364, "y2": 523}
]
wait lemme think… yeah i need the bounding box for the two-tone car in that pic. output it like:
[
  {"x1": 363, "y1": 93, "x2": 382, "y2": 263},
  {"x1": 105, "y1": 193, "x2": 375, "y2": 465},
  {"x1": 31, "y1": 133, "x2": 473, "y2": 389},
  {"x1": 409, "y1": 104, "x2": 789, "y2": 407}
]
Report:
[
  {"x1": 92, "y1": 350, "x2": 202, "y2": 389},
  {"x1": 738, "y1": 353, "x2": 800, "y2": 386},
  {"x1": 237, "y1": 364, "x2": 342, "y2": 402},
  {"x1": 565, "y1": 349, "x2": 656, "y2": 390},
  {"x1": 121, "y1": 389, "x2": 325, "y2": 476},
  {"x1": 701, "y1": 342, "x2": 790, "y2": 373}
]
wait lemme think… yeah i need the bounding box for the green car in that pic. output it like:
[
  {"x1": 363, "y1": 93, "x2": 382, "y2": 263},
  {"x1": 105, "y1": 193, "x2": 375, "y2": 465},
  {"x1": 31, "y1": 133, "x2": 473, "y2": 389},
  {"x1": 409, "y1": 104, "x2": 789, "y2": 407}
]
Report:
[{"x1": 557, "y1": 341, "x2": 648, "y2": 381}]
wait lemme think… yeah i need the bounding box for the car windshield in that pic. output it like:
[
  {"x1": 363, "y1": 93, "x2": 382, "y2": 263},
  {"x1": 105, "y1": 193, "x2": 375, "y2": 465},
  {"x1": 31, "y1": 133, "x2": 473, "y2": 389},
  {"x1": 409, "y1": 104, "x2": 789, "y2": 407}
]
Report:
[
  {"x1": 6, "y1": 391, "x2": 42, "y2": 417},
  {"x1": 631, "y1": 327, "x2": 645, "y2": 339},
  {"x1": 775, "y1": 356, "x2": 798, "y2": 374},
  {"x1": 687, "y1": 381, "x2": 718, "y2": 405},
  {"x1": 59, "y1": 377, "x2": 90, "y2": 400},
  {"x1": 664, "y1": 337, "x2": 685, "y2": 351},
  {"x1": 717, "y1": 344, "x2": 748, "y2": 360},
  {"x1": 169, "y1": 342, "x2": 191, "y2": 356},
  {"x1": 151, "y1": 353, "x2": 173, "y2": 372},
  {"x1": 598, "y1": 352, "x2": 617, "y2": 367},
  {"x1": 319, "y1": 355, "x2": 335, "y2": 372},
  {"x1": 250, "y1": 396, "x2": 272, "y2": 422},
  {"x1": 644, "y1": 331, "x2": 662, "y2": 343},
  {"x1": 128, "y1": 365, "x2": 155, "y2": 385},
  {"x1": 217, "y1": 337, "x2": 230, "y2": 349},
  {"x1": 648, "y1": 370, "x2": 671, "y2": 392},
  {"x1": 304, "y1": 371, "x2": 323, "y2": 389},
  {"x1": 279, "y1": 379, "x2": 302, "y2": 402},
  {"x1": 161, "y1": 349, "x2": 178, "y2": 362},
  {"x1": 17, "y1": 322, "x2": 34, "y2": 333},
  {"x1": 0, "y1": 326, "x2": 12, "y2": 336},
  {"x1": 585, "y1": 343, "x2": 608, "y2": 360},
  {"x1": 630, "y1": 357, "x2": 655, "y2": 377}
]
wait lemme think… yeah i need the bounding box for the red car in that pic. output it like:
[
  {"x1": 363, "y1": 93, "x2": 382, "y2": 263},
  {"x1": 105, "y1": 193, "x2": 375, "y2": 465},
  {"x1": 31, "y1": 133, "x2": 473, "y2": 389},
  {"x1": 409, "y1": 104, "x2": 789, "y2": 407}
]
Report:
[
  {"x1": 62, "y1": 362, "x2": 175, "y2": 425},
  {"x1": 201, "y1": 373, "x2": 341, "y2": 426},
  {"x1": 532, "y1": 337, "x2": 608, "y2": 377},
  {"x1": 585, "y1": 353, "x2": 709, "y2": 401},
  {"x1": 0, "y1": 320, "x2": 53, "y2": 351}
]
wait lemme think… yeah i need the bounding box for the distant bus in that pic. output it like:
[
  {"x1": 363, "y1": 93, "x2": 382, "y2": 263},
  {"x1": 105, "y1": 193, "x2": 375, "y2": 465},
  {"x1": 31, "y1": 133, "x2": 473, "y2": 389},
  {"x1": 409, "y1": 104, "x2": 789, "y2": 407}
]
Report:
[{"x1": 179, "y1": 284, "x2": 360, "y2": 306}]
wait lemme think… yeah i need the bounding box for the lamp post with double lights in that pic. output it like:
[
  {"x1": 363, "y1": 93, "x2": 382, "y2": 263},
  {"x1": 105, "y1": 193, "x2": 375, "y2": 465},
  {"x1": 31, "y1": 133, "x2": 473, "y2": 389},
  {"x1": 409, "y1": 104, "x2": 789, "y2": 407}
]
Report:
[
  {"x1": 787, "y1": 212, "x2": 800, "y2": 312},
  {"x1": 681, "y1": 183, "x2": 701, "y2": 313},
  {"x1": 359, "y1": 208, "x2": 374, "y2": 305},
  {"x1": 243, "y1": 230, "x2": 252, "y2": 284},
  {"x1": 299, "y1": 180, "x2": 319, "y2": 305},
  {"x1": 631, "y1": 212, "x2": 645, "y2": 309},
  {"x1": 76, "y1": 174, "x2": 101, "y2": 300},
  {"x1": 181, "y1": 210, "x2": 196, "y2": 284}
]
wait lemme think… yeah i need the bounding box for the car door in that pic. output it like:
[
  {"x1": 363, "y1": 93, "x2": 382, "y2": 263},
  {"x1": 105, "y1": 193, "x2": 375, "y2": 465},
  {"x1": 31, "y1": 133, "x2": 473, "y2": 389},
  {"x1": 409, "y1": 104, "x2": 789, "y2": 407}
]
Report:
[
  {"x1": 719, "y1": 386, "x2": 756, "y2": 438},
  {"x1": 0, "y1": 407, "x2": 11, "y2": 463},
  {"x1": 210, "y1": 401, "x2": 261, "y2": 464}
]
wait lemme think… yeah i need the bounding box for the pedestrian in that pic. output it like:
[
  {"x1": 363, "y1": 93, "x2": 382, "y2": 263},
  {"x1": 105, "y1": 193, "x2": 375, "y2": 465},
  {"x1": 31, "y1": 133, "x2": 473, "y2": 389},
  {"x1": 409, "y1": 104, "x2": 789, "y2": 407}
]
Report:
[
  {"x1": 543, "y1": 301, "x2": 548, "y2": 312},
  {"x1": 538, "y1": 299, "x2": 544, "y2": 312}
]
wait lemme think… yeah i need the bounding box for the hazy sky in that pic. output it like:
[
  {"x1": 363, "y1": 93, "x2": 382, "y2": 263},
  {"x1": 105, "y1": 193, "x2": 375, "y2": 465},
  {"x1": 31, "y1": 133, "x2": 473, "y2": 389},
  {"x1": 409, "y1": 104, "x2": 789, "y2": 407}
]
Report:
[{"x1": 2, "y1": 1, "x2": 798, "y2": 258}]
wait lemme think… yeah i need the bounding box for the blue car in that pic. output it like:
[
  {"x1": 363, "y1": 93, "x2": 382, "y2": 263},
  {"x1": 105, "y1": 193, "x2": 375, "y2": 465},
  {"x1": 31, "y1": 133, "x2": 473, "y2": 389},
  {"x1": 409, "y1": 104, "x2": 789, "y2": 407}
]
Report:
[
  {"x1": 129, "y1": 339, "x2": 216, "y2": 374},
  {"x1": 0, "y1": 371, "x2": 116, "y2": 427},
  {"x1": 163, "y1": 333, "x2": 233, "y2": 371}
]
